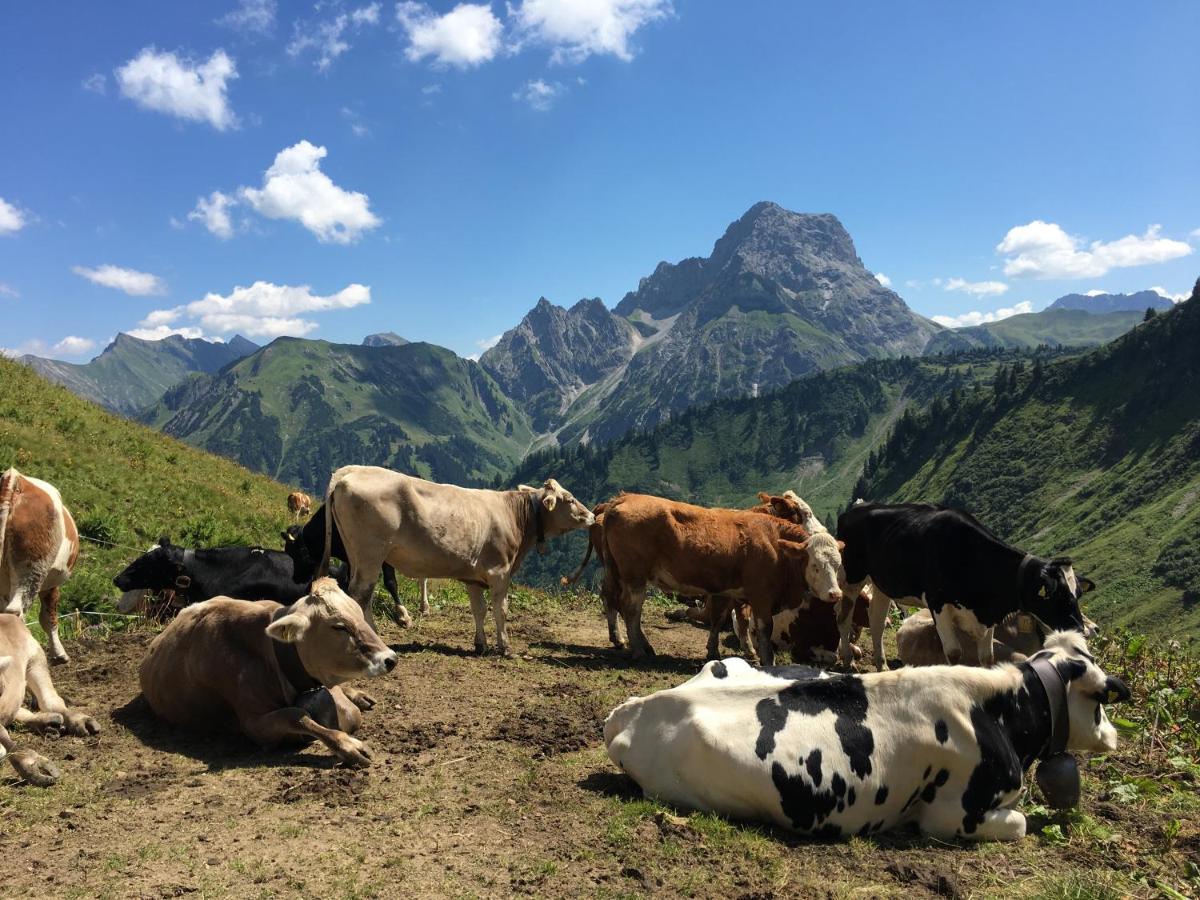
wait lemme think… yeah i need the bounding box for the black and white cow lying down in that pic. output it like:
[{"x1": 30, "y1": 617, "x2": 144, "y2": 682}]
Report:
[{"x1": 604, "y1": 632, "x2": 1129, "y2": 842}]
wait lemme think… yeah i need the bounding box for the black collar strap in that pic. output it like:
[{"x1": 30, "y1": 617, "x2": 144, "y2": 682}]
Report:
[
  {"x1": 174, "y1": 549, "x2": 196, "y2": 592},
  {"x1": 1028, "y1": 655, "x2": 1070, "y2": 758},
  {"x1": 270, "y1": 607, "x2": 324, "y2": 698},
  {"x1": 530, "y1": 494, "x2": 545, "y2": 549}
]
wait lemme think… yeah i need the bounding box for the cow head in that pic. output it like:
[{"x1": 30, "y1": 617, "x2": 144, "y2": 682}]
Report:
[
  {"x1": 265, "y1": 577, "x2": 397, "y2": 685},
  {"x1": 519, "y1": 479, "x2": 595, "y2": 536},
  {"x1": 782, "y1": 490, "x2": 826, "y2": 532},
  {"x1": 113, "y1": 544, "x2": 182, "y2": 593},
  {"x1": 281, "y1": 525, "x2": 314, "y2": 581},
  {"x1": 779, "y1": 532, "x2": 845, "y2": 605},
  {"x1": 1036, "y1": 631, "x2": 1130, "y2": 753},
  {"x1": 1028, "y1": 557, "x2": 1093, "y2": 634}
]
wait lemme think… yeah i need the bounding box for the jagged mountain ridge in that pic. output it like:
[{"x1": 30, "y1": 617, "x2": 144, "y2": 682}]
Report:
[
  {"x1": 19, "y1": 332, "x2": 257, "y2": 416},
  {"x1": 1047, "y1": 289, "x2": 1174, "y2": 315}
]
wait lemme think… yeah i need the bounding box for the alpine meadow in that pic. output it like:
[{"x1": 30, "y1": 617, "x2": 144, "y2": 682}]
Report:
[{"x1": 2, "y1": 3, "x2": 1199, "y2": 898}]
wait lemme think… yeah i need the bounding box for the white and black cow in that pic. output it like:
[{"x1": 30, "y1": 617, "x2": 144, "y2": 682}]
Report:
[
  {"x1": 835, "y1": 503, "x2": 1094, "y2": 670},
  {"x1": 604, "y1": 632, "x2": 1129, "y2": 841}
]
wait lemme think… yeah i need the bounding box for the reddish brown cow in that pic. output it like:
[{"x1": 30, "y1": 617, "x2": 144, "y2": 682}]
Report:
[
  {"x1": 0, "y1": 469, "x2": 79, "y2": 664},
  {"x1": 287, "y1": 491, "x2": 313, "y2": 522},
  {"x1": 599, "y1": 494, "x2": 844, "y2": 664}
]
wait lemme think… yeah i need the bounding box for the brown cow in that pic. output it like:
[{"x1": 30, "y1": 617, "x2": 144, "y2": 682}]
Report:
[
  {"x1": 599, "y1": 494, "x2": 844, "y2": 664},
  {"x1": 0, "y1": 468, "x2": 79, "y2": 664},
  {"x1": 287, "y1": 491, "x2": 313, "y2": 522},
  {"x1": 0, "y1": 612, "x2": 100, "y2": 786},
  {"x1": 139, "y1": 577, "x2": 397, "y2": 766}
]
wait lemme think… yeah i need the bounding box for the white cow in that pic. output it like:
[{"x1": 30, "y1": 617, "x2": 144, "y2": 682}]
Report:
[
  {"x1": 320, "y1": 466, "x2": 594, "y2": 655},
  {"x1": 605, "y1": 632, "x2": 1128, "y2": 841}
]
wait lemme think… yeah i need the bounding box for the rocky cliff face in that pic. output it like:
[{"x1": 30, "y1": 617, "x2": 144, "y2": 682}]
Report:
[{"x1": 362, "y1": 331, "x2": 409, "y2": 346}]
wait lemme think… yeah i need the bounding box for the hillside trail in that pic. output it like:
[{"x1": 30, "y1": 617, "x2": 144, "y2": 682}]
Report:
[{"x1": 0, "y1": 594, "x2": 1175, "y2": 899}]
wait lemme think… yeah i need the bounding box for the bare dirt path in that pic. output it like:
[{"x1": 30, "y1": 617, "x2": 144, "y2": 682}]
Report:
[{"x1": 0, "y1": 594, "x2": 1190, "y2": 899}]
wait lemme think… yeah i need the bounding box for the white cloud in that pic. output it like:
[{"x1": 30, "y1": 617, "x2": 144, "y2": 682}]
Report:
[
  {"x1": 53, "y1": 336, "x2": 97, "y2": 356},
  {"x1": 421, "y1": 83, "x2": 443, "y2": 94},
  {"x1": 341, "y1": 106, "x2": 370, "y2": 137},
  {"x1": 997, "y1": 220, "x2": 1192, "y2": 279},
  {"x1": 187, "y1": 190, "x2": 237, "y2": 239},
  {"x1": 943, "y1": 277, "x2": 1009, "y2": 297},
  {"x1": 218, "y1": 0, "x2": 277, "y2": 35},
  {"x1": 1191, "y1": 228, "x2": 1200, "y2": 240},
  {"x1": 82, "y1": 72, "x2": 107, "y2": 94},
  {"x1": 4, "y1": 335, "x2": 97, "y2": 359},
  {"x1": 932, "y1": 300, "x2": 1034, "y2": 329},
  {"x1": 116, "y1": 48, "x2": 239, "y2": 131},
  {"x1": 139, "y1": 281, "x2": 371, "y2": 339},
  {"x1": 509, "y1": 0, "x2": 672, "y2": 64},
  {"x1": 513, "y1": 78, "x2": 564, "y2": 111},
  {"x1": 238, "y1": 140, "x2": 380, "y2": 243},
  {"x1": 1084, "y1": 289, "x2": 1107, "y2": 296},
  {"x1": 874, "y1": 273, "x2": 892, "y2": 288},
  {"x1": 476, "y1": 333, "x2": 502, "y2": 350},
  {"x1": 125, "y1": 324, "x2": 207, "y2": 341},
  {"x1": 288, "y1": 4, "x2": 380, "y2": 71},
  {"x1": 397, "y1": 2, "x2": 503, "y2": 68},
  {"x1": 0, "y1": 197, "x2": 27, "y2": 235},
  {"x1": 1150, "y1": 285, "x2": 1188, "y2": 304},
  {"x1": 72, "y1": 264, "x2": 167, "y2": 296},
  {"x1": 0, "y1": 283, "x2": 18, "y2": 299}
]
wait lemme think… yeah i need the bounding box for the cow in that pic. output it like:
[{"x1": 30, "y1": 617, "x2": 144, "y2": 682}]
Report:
[
  {"x1": 282, "y1": 503, "x2": 424, "y2": 628},
  {"x1": 138, "y1": 577, "x2": 397, "y2": 766},
  {"x1": 0, "y1": 468, "x2": 79, "y2": 664},
  {"x1": 896, "y1": 608, "x2": 1100, "y2": 668},
  {"x1": 0, "y1": 612, "x2": 100, "y2": 786},
  {"x1": 598, "y1": 494, "x2": 845, "y2": 665},
  {"x1": 319, "y1": 467, "x2": 594, "y2": 655},
  {"x1": 604, "y1": 631, "x2": 1130, "y2": 841},
  {"x1": 287, "y1": 491, "x2": 313, "y2": 522},
  {"x1": 836, "y1": 503, "x2": 1094, "y2": 671},
  {"x1": 730, "y1": 588, "x2": 872, "y2": 667}
]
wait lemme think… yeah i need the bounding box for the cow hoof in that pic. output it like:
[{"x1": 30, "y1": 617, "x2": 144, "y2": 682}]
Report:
[
  {"x1": 9, "y1": 750, "x2": 60, "y2": 787},
  {"x1": 49, "y1": 654, "x2": 70, "y2": 667},
  {"x1": 28, "y1": 712, "x2": 65, "y2": 734},
  {"x1": 500, "y1": 647, "x2": 514, "y2": 659},
  {"x1": 335, "y1": 738, "x2": 373, "y2": 768},
  {"x1": 474, "y1": 641, "x2": 488, "y2": 656},
  {"x1": 62, "y1": 713, "x2": 100, "y2": 736},
  {"x1": 342, "y1": 687, "x2": 376, "y2": 711},
  {"x1": 945, "y1": 649, "x2": 963, "y2": 665}
]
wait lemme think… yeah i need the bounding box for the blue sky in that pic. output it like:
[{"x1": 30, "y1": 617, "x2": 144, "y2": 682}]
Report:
[{"x1": 1, "y1": 1, "x2": 1197, "y2": 360}]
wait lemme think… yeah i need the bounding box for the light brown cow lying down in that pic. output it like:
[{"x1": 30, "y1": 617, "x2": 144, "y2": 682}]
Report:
[
  {"x1": 896, "y1": 608, "x2": 1048, "y2": 667},
  {"x1": 0, "y1": 613, "x2": 100, "y2": 786},
  {"x1": 139, "y1": 578, "x2": 397, "y2": 767}
]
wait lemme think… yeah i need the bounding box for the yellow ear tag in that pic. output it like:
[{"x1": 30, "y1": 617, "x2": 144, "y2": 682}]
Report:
[
  {"x1": 1038, "y1": 585, "x2": 1048, "y2": 600},
  {"x1": 1106, "y1": 690, "x2": 1121, "y2": 704}
]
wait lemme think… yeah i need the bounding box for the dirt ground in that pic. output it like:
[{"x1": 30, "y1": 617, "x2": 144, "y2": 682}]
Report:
[{"x1": 1, "y1": 592, "x2": 1195, "y2": 899}]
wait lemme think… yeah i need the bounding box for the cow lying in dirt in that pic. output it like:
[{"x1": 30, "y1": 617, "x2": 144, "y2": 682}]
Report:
[
  {"x1": 0, "y1": 613, "x2": 100, "y2": 785},
  {"x1": 139, "y1": 577, "x2": 397, "y2": 767},
  {"x1": 605, "y1": 631, "x2": 1128, "y2": 841},
  {"x1": 896, "y1": 608, "x2": 1100, "y2": 668}
]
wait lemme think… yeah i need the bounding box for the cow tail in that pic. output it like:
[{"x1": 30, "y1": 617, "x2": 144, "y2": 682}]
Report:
[
  {"x1": 0, "y1": 468, "x2": 19, "y2": 574},
  {"x1": 560, "y1": 540, "x2": 593, "y2": 586},
  {"x1": 318, "y1": 469, "x2": 341, "y2": 580}
]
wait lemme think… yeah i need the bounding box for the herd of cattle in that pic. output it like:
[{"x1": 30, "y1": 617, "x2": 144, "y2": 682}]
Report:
[{"x1": 0, "y1": 462, "x2": 1133, "y2": 842}]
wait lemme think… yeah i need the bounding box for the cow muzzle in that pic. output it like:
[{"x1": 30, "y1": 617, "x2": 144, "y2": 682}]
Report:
[{"x1": 367, "y1": 650, "x2": 399, "y2": 677}]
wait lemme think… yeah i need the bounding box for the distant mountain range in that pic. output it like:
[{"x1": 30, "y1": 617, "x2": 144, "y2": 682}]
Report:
[
  {"x1": 1047, "y1": 289, "x2": 1174, "y2": 314},
  {"x1": 19, "y1": 333, "x2": 257, "y2": 416},
  {"x1": 924, "y1": 308, "x2": 1146, "y2": 354}
]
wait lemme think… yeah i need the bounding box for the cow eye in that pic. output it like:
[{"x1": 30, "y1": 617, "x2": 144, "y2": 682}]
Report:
[{"x1": 331, "y1": 622, "x2": 348, "y2": 632}]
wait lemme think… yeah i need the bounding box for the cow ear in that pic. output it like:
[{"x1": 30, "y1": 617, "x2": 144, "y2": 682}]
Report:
[
  {"x1": 757, "y1": 492, "x2": 771, "y2": 503},
  {"x1": 1104, "y1": 676, "x2": 1131, "y2": 704},
  {"x1": 158, "y1": 535, "x2": 172, "y2": 547},
  {"x1": 0, "y1": 655, "x2": 12, "y2": 676},
  {"x1": 266, "y1": 613, "x2": 310, "y2": 644},
  {"x1": 281, "y1": 531, "x2": 292, "y2": 543},
  {"x1": 517, "y1": 484, "x2": 535, "y2": 493},
  {"x1": 836, "y1": 540, "x2": 846, "y2": 552},
  {"x1": 542, "y1": 493, "x2": 558, "y2": 511},
  {"x1": 1078, "y1": 577, "x2": 1096, "y2": 594}
]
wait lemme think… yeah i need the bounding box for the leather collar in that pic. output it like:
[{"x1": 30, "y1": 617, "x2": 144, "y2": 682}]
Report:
[
  {"x1": 270, "y1": 607, "x2": 324, "y2": 698},
  {"x1": 174, "y1": 548, "x2": 196, "y2": 592},
  {"x1": 1028, "y1": 655, "x2": 1070, "y2": 759},
  {"x1": 530, "y1": 493, "x2": 545, "y2": 550}
]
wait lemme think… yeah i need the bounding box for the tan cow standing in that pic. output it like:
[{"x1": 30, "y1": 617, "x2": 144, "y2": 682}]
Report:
[
  {"x1": 0, "y1": 468, "x2": 79, "y2": 664},
  {"x1": 0, "y1": 612, "x2": 100, "y2": 785},
  {"x1": 139, "y1": 578, "x2": 397, "y2": 766},
  {"x1": 287, "y1": 491, "x2": 313, "y2": 522},
  {"x1": 320, "y1": 466, "x2": 595, "y2": 656}
]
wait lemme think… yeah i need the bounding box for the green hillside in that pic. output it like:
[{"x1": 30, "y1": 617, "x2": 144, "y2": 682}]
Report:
[
  {"x1": 142, "y1": 339, "x2": 533, "y2": 492},
  {"x1": 0, "y1": 353, "x2": 291, "y2": 615},
  {"x1": 858, "y1": 282, "x2": 1200, "y2": 637},
  {"x1": 923, "y1": 308, "x2": 1144, "y2": 354}
]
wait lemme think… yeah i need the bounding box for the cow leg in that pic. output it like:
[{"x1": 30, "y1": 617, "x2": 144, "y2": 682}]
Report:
[
  {"x1": 489, "y1": 578, "x2": 514, "y2": 658},
  {"x1": 330, "y1": 687, "x2": 365, "y2": 733},
  {"x1": 347, "y1": 567, "x2": 381, "y2": 635},
  {"x1": 731, "y1": 606, "x2": 760, "y2": 664},
  {"x1": 0, "y1": 720, "x2": 60, "y2": 787},
  {"x1": 836, "y1": 582, "x2": 865, "y2": 667},
  {"x1": 38, "y1": 586, "x2": 68, "y2": 665},
  {"x1": 466, "y1": 584, "x2": 489, "y2": 654},
  {"x1": 753, "y1": 615, "x2": 776, "y2": 668},
  {"x1": 600, "y1": 573, "x2": 625, "y2": 649},
  {"x1": 966, "y1": 807, "x2": 1026, "y2": 842},
  {"x1": 241, "y1": 707, "x2": 372, "y2": 767},
  {"x1": 22, "y1": 643, "x2": 99, "y2": 736},
  {"x1": 931, "y1": 604, "x2": 964, "y2": 665},
  {"x1": 704, "y1": 597, "x2": 727, "y2": 662},
  {"x1": 976, "y1": 624, "x2": 996, "y2": 668},
  {"x1": 418, "y1": 578, "x2": 430, "y2": 616},
  {"x1": 867, "y1": 592, "x2": 893, "y2": 671},
  {"x1": 623, "y1": 586, "x2": 655, "y2": 660}
]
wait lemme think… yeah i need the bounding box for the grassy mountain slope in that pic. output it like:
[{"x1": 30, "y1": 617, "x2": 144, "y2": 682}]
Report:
[
  {"x1": 858, "y1": 283, "x2": 1200, "y2": 637},
  {"x1": 20, "y1": 333, "x2": 256, "y2": 416},
  {"x1": 924, "y1": 308, "x2": 1144, "y2": 354},
  {"x1": 0, "y1": 353, "x2": 290, "y2": 614},
  {"x1": 143, "y1": 338, "x2": 532, "y2": 493}
]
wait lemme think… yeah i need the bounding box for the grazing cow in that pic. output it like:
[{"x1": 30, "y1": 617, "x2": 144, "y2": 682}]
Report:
[
  {"x1": 0, "y1": 468, "x2": 79, "y2": 664},
  {"x1": 283, "y1": 503, "x2": 422, "y2": 628},
  {"x1": 598, "y1": 494, "x2": 844, "y2": 664},
  {"x1": 0, "y1": 612, "x2": 100, "y2": 786},
  {"x1": 836, "y1": 503, "x2": 1093, "y2": 671},
  {"x1": 605, "y1": 631, "x2": 1129, "y2": 841},
  {"x1": 287, "y1": 491, "x2": 313, "y2": 521},
  {"x1": 320, "y1": 467, "x2": 594, "y2": 655},
  {"x1": 896, "y1": 608, "x2": 1100, "y2": 668},
  {"x1": 139, "y1": 577, "x2": 397, "y2": 766}
]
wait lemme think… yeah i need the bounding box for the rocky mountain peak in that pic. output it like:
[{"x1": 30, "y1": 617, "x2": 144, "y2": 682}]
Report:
[{"x1": 362, "y1": 331, "x2": 409, "y2": 347}]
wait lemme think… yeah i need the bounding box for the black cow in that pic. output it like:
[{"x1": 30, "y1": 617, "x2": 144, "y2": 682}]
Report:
[
  {"x1": 835, "y1": 503, "x2": 1093, "y2": 670},
  {"x1": 281, "y1": 503, "x2": 414, "y2": 628},
  {"x1": 113, "y1": 537, "x2": 327, "y2": 610}
]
